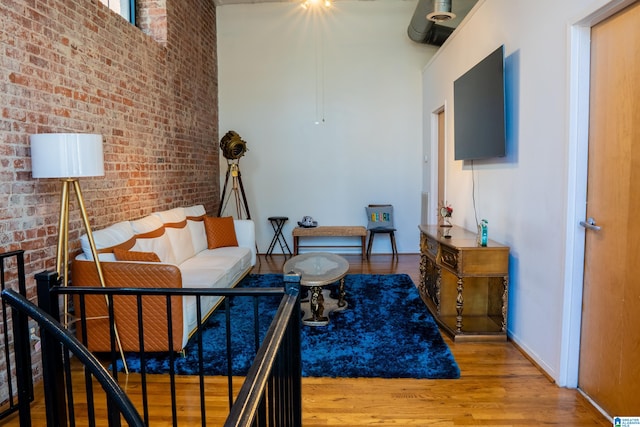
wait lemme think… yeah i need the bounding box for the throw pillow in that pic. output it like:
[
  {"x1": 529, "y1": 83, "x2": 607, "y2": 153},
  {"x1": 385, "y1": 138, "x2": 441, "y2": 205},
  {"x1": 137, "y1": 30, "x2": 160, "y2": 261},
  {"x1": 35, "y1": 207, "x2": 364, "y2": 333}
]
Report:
[
  {"x1": 204, "y1": 216, "x2": 238, "y2": 249},
  {"x1": 113, "y1": 248, "x2": 161, "y2": 262},
  {"x1": 366, "y1": 205, "x2": 394, "y2": 230}
]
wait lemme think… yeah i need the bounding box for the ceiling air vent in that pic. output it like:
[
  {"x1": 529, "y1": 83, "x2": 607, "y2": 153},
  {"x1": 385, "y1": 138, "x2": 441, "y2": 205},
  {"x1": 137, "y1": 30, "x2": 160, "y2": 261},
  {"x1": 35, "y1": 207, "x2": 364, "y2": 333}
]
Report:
[{"x1": 427, "y1": 0, "x2": 456, "y2": 22}]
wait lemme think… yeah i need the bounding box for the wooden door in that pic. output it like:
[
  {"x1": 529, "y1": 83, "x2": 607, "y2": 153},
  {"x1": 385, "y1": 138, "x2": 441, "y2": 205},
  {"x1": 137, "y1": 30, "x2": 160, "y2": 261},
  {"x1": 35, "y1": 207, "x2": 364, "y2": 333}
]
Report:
[{"x1": 578, "y1": 1, "x2": 640, "y2": 416}]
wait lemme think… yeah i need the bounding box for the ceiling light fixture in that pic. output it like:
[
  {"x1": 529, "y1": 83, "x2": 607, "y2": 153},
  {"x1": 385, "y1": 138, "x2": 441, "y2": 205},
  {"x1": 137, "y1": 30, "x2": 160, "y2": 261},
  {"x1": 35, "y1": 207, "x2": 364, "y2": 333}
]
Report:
[
  {"x1": 301, "y1": 0, "x2": 331, "y2": 10},
  {"x1": 426, "y1": 0, "x2": 456, "y2": 22}
]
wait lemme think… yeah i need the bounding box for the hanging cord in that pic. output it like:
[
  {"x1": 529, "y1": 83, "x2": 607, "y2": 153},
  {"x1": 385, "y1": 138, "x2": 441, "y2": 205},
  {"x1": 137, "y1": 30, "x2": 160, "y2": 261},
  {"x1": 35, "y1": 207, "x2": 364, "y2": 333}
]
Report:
[
  {"x1": 471, "y1": 160, "x2": 479, "y2": 228},
  {"x1": 314, "y1": 16, "x2": 326, "y2": 124}
]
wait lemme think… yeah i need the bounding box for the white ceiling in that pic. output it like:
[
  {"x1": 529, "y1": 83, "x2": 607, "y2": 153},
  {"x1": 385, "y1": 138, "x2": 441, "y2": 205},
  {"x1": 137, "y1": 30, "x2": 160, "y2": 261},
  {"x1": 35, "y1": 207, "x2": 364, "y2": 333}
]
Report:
[
  {"x1": 212, "y1": 0, "x2": 477, "y2": 31},
  {"x1": 214, "y1": 0, "x2": 299, "y2": 5}
]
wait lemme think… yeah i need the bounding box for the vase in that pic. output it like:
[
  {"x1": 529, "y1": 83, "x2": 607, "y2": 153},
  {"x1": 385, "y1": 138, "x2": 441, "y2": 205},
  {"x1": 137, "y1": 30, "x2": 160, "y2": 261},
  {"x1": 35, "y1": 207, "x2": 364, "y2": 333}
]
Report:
[{"x1": 441, "y1": 216, "x2": 452, "y2": 228}]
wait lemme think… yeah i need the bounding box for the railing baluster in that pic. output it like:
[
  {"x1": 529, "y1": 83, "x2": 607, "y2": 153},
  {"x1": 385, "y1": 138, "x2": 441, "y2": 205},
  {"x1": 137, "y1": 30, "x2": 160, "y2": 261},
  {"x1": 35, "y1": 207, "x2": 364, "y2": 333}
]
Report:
[
  {"x1": 10, "y1": 281, "x2": 31, "y2": 427},
  {"x1": 135, "y1": 295, "x2": 151, "y2": 426},
  {"x1": 225, "y1": 296, "x2": 234, "y2": 410},
  {"x1": 196, "y1": 294, "x2": 206, "y2": 426},
  {"x1": 35, "y1": 270, "x2": 68, "y2": 426},
  {"x1": 165, "y1": 295, "x2": 179, "y2": 427},
  {"x1": 0, "y1": 250, "x2": 32, "y2": 421}
]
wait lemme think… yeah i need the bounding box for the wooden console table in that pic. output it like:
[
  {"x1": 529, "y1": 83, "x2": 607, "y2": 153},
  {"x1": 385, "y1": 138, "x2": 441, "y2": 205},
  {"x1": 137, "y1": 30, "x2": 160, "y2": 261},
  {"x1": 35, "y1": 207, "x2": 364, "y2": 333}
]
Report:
[
  {"x1": 418, "y1": 224, "x2": 509, "y2": 341},
  {"x1": 292, "y1": 226, "x2": 367, "y2": 259}
]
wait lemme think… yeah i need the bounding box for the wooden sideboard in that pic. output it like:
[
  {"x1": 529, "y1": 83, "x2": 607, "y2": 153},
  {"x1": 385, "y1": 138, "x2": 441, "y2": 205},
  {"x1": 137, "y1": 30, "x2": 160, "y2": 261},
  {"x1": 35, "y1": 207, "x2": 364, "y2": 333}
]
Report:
[{"x1": 418, "y1": 225, "x2": 510, "y2": 341}]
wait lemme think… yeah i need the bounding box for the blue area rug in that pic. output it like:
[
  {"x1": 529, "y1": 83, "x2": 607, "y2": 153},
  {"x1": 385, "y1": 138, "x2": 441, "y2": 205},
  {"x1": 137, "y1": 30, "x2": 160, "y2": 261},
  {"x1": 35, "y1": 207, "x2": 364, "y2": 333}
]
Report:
[{"x1": 116, "y1": 274, "x2": 460, "y2": 379}]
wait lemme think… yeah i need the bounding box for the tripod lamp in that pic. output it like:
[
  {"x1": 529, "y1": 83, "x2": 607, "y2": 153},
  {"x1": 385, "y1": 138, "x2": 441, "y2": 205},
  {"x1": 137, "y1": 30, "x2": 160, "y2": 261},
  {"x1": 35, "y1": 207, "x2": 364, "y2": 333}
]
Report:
[
  {"x1": 30, "y1": 133, "x2": 128, "y2": 372},
  {"x1": 218, "y1": 130, "x2": 251, "y2": 219},
  {"x1": 30, "y1": 133, "x2": 105, "y2": 290}
]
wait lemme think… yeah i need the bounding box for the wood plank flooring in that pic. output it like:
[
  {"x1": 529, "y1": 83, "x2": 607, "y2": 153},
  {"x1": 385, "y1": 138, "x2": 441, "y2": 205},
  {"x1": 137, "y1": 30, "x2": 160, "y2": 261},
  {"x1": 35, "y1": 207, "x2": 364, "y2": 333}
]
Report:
[{"x1": 1, "y1": 254, "x2": 610, "y2": 426}]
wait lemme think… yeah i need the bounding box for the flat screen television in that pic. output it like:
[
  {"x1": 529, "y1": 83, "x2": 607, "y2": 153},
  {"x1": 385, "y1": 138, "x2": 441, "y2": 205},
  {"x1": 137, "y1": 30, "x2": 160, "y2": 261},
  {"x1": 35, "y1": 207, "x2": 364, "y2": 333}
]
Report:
[{"x1": 453, "y1": 45, "x2": 506, "y2": 161}]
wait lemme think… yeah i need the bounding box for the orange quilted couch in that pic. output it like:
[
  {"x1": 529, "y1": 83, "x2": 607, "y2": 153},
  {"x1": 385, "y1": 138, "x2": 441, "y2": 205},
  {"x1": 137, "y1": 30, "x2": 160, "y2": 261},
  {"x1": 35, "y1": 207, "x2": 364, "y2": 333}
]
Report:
[{"x1": 71, "y1": 205, "x2": 256, "y2": 352}]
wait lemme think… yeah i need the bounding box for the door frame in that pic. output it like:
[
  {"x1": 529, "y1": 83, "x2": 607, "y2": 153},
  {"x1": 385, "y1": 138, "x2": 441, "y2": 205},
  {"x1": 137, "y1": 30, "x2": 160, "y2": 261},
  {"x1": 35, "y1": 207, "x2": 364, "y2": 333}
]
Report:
[
  {"x1": 560, "y1": 0, "x2": 637, "y2": 388},
  {"x1": 427, "y1": 103, "x2": 448, "y2": 226}
]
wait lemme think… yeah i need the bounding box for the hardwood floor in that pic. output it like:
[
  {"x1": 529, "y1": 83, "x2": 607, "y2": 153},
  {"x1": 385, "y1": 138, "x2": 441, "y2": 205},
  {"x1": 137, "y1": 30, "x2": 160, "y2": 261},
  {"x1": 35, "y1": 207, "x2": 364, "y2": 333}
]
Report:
[
  {"x1": 2, "y1": 254, "x2": 609, "y2": 426},
  {"x1": 260, "y1": 254, "x2": 609, "y2": 426}
]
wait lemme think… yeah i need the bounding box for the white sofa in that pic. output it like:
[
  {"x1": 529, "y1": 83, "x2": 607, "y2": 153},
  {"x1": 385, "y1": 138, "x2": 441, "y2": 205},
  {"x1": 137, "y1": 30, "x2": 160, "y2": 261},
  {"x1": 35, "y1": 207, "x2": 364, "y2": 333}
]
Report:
[{"x1": 71, "y1": 205, "x2": 256, "y2": 352}]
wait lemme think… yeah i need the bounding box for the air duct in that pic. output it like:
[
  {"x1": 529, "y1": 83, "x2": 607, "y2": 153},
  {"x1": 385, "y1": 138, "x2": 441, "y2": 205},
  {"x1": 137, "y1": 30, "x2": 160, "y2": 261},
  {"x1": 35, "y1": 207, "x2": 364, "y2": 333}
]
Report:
[
  {"x1": 407, "y1": 0, "x2": 455, "y2": 46},
  {"x1": 427, "y1": 0, "x2": 456, "y2": 23}
]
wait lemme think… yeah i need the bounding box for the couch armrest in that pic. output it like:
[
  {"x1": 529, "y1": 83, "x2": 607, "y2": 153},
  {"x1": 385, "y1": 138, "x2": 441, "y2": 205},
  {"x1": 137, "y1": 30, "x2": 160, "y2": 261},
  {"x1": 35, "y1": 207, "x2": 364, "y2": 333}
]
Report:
[
  {"x1": 234, "y1": 219, "x2": 256, "y2": 266},
  {"x1": 71, "y1": 259, "x2": 184, "y2": 352}
]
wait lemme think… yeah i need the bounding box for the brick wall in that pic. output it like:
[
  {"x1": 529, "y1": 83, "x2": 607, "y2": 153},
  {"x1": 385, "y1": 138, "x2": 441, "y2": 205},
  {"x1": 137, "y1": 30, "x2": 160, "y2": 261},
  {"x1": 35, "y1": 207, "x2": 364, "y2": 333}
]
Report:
[{"x1": 0, "y1": 0, "x2": 219, "y2": 401}]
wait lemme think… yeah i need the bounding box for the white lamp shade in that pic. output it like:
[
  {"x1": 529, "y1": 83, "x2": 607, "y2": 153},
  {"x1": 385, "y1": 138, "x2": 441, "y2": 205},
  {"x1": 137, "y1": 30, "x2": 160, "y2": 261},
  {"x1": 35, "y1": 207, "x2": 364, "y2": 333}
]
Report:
[{"x1": 30, "y1": 133, "x2": 104, "y2": 178}]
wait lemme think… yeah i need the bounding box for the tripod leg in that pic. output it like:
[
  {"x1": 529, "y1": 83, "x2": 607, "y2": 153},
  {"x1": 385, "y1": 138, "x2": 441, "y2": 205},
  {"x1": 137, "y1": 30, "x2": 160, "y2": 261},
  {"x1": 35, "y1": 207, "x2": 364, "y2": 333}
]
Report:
[
  {"x1": 236, "y1": 171, "x2": 252, "y2": 220},
  {"x1": 218, "y1": 167, "x2": 231, "y2": 216},
  {"x1": 232, "y1": 177, "x2": 243, "y2": 219}
]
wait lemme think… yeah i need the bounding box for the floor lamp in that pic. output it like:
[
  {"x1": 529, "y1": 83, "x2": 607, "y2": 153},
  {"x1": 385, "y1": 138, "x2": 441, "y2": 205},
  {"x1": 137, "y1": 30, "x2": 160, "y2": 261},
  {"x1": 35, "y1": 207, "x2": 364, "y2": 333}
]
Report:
[{"x1": 30, "y1": 133, "x2": 128, "y2": 373}]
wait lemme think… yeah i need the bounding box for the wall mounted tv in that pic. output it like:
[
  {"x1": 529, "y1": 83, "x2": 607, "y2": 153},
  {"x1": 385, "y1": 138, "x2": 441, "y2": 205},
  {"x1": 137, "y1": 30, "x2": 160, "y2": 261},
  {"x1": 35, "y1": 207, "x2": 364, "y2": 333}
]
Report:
[{"x1": 453, "y1": 45, "x2": 506, "y2": 161}]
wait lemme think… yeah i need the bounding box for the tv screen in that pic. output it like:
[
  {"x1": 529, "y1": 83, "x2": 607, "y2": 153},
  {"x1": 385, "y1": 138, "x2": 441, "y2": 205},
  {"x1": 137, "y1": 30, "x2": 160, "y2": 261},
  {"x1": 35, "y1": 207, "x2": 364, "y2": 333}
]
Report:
[{"x1": 453, "y1": 45, "x2": 506, "y2": 161}]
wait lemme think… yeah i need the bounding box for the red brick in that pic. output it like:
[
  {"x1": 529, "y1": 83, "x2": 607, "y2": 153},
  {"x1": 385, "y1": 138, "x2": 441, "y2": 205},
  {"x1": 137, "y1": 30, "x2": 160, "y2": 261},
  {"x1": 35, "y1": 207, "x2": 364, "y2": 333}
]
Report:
[{"x1": 1, "y1": 0, "x2": 220, "y2": 390}]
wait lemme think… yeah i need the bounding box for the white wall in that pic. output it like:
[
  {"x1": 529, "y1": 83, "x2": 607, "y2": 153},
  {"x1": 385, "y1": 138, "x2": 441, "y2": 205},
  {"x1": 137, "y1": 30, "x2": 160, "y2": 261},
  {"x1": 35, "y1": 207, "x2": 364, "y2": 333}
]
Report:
[
  {"x1": 422, "y1": 0, "x2": 617, "y2": 384},
  {"x1": 217, "y1": 0, "x2": 437, "y2": 254}
]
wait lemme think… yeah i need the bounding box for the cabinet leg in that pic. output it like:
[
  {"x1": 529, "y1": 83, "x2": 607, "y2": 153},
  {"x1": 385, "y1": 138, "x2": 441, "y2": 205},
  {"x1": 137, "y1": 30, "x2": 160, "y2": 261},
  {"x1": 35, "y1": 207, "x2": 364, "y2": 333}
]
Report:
[
  {"x1": 501, "y1": 276, "x2": 509, "y2": 332},
  {"x1": 456, "y1": 277, "x2": 464, "y2": 332}
]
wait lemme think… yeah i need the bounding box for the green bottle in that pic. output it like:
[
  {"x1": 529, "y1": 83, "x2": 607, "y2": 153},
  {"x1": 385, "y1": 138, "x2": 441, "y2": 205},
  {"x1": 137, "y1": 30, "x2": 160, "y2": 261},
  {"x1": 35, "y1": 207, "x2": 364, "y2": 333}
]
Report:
[{"x1": 480, "y1": 219, "x2": 488, "y2": 247}]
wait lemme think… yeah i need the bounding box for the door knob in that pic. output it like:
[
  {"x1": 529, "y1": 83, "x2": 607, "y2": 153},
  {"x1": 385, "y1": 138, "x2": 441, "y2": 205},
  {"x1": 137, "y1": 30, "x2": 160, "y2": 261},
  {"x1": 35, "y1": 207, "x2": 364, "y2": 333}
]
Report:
[{"x1": 579, "y1": 217, "x2": 602, "y2": 231}]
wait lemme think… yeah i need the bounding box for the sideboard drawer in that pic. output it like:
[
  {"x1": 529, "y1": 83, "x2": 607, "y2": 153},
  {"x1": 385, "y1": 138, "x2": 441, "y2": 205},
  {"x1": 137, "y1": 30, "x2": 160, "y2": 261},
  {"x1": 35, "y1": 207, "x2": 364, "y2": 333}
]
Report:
[
  {"x1": 440, "y1": 245, "x2": 458, "y2": 271},
  {"x1": 420, "y1": 233, "x2": 439, "y2": 258}
]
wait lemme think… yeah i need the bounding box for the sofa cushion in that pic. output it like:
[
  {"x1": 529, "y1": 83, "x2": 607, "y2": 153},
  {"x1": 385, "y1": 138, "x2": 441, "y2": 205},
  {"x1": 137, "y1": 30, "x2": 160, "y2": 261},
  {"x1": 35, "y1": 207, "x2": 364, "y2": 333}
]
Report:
[
  {"x1": 130, "y1": 214, "x2": 164, "y2": 234},
  {"x1": 80, "y1": 221, "x2": 135, "y2": 261},
  {"x1": 193, "y1": 246, "x2": 252, "y2": 285},
  {"x1": 184, "y1": 205, "x2": 208, "y2": 253},
  {"x1": 204, "y1": 216, "x2": 238, "y2": 249},
  {"x1": 113, "y1": 248, "x2": 161, "y2": 262},
  {"x1": 130, "y1": 215, "x2": 177, "y2": 264},
  {"x1": 179, "y1": 259, "x2": 229, "y2": 287},
  {"x1": 153, "y1": 207, "x2": 196, "y2": 264}
]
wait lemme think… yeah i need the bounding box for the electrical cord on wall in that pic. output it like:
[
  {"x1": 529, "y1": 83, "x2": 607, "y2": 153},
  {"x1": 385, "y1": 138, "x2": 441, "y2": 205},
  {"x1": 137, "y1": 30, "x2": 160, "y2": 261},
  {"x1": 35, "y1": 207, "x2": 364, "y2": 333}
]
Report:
[{"x1": 471, "y1": 160, "x2": 479, "y2": 228}]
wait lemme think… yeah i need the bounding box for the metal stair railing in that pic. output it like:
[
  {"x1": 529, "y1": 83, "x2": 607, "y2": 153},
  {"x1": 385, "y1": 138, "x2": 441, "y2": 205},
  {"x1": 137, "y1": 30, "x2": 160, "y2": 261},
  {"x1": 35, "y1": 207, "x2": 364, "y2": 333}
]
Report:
[
  {"x1": 224, "y1": 272, "x2": 302, "y2": 427},
  {"x1": 1, "y1": 287, "x2": 145, "y2": 427},
  {"x1": 5, "y1": 269, "x2": 302, "y2": 426},
  {"x1": 0, "y1": 250, "x2": 32, "y2": 421}
]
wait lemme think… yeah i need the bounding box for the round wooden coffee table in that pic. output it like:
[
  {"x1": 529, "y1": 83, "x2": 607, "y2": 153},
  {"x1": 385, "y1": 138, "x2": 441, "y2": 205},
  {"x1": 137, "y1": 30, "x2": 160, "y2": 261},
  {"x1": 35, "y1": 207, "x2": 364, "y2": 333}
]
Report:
[{"x1": 283, "y1": 252, "x2": 349, "y2": 326}]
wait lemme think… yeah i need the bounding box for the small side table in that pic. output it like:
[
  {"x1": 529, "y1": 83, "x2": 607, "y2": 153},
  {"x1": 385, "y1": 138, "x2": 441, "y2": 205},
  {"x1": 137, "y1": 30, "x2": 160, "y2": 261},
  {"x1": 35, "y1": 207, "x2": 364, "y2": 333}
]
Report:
[
  {"x1": 283, "y1": 252, "x2": 349, "y2": 326},
  {"x1": 266, "y1": 216, "x2": 292, "y2": 256}
]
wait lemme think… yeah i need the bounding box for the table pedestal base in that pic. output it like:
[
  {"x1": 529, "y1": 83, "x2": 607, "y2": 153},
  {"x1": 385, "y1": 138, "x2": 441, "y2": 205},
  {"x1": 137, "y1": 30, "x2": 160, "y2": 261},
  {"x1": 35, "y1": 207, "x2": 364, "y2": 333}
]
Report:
[{"x1": 301, "y1": 282, "x2": 348, "y2": 326}]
